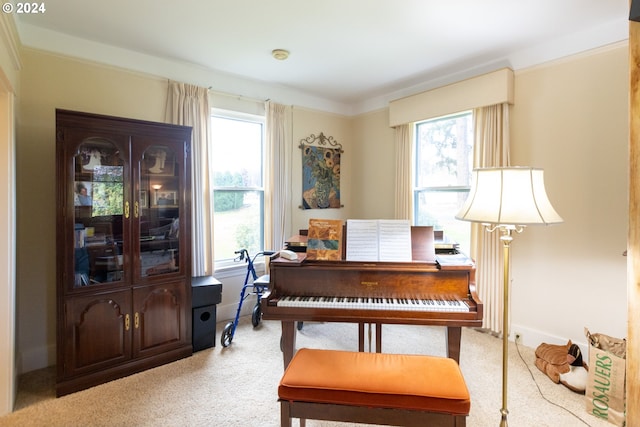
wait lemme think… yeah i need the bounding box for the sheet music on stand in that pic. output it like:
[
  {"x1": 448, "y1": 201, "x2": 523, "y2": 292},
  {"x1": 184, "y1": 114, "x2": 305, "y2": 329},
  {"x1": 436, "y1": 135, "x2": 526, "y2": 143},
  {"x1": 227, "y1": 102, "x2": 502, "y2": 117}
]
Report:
[{"x1": 346, "y1": 219, "x2": 412, "y2": 262}]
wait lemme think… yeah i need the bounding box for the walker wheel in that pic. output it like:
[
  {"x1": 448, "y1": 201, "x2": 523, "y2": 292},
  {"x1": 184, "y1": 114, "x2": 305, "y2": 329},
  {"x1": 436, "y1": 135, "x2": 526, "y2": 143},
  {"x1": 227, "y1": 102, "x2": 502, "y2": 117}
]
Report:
[
  {"x1": 252, "y1": 303, "x2": 262, "y2": 327},
  {"x1": 221, "y1": 322, "x2": 234, "y2": 347}
]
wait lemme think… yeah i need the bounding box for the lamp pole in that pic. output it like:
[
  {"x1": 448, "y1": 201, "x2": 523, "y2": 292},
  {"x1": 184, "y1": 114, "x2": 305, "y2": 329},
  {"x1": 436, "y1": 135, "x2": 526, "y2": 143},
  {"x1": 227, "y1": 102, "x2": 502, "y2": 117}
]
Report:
[{"x1": 499, "y1": 227, "x2": 514, "y2": 427}]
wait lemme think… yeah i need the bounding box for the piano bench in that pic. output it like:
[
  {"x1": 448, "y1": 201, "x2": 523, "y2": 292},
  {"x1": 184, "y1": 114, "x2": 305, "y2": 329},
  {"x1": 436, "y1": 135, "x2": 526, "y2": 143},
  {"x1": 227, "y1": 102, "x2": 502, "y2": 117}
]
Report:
[{"x1": 278, "y1": 348, "x2": 470, "y2": 427}]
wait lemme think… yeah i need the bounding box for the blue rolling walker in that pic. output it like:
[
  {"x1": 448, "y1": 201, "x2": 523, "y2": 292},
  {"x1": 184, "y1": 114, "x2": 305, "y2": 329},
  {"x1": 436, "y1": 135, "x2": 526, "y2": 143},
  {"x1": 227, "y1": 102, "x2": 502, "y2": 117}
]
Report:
[{"x1": 221, "y1": 248, "x2": 274, "y2": 347}]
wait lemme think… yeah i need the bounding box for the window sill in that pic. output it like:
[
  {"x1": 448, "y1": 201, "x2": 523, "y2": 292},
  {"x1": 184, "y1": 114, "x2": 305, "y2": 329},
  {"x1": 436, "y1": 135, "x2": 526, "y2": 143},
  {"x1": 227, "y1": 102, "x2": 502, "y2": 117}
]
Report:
[{"x1": 213, "y1": 261, "x2": 268, "y2": 279}]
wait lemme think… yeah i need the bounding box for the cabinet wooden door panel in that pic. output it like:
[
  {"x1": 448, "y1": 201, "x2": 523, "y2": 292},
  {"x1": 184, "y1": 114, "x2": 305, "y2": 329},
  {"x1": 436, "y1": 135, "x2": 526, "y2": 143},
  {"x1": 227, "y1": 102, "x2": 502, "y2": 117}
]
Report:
[
  {"x1": 133, "y1": 281, "x2": 188, "y2": 357},
  {"x1": 63, "y1": 290, "x2": 132, "y2": 377}
]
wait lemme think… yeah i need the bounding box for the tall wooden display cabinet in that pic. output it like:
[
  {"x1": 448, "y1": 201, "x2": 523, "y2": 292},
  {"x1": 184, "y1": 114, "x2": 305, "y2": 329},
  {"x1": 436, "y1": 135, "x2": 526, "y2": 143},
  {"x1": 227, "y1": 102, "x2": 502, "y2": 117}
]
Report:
[{"x1": 55, "y1": 110, "x2": 193, "y2": 396}]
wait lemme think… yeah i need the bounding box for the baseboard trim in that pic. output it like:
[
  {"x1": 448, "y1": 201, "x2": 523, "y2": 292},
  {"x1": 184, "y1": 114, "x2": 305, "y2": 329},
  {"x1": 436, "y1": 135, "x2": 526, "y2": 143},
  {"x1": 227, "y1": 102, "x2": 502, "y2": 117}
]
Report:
[
  {"x1": 511, "y1": 323, "x2": 590, "y2": 362},
  {"x1": 19, "y1": 343, "x2": 55, "y2": 374}
]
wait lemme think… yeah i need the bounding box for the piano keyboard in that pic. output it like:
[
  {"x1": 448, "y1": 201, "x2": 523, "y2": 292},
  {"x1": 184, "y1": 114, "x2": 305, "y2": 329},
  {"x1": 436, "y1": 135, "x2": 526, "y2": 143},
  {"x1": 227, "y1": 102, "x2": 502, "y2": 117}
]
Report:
[{"x1": 276, "y1": 295, "x2": 470, "y2": 312}]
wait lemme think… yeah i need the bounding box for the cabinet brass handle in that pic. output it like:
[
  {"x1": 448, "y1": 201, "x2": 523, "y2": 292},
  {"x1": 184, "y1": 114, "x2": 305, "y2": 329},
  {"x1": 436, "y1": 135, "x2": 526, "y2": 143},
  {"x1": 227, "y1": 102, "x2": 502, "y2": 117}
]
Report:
[
  {"x1": 125, "y1": 314, "x2": 130, "y2": 331},
  {"x1": 125, "y1": 201, "x2": 130, "y2": 219},
  {"x1": 134, "y1": 201, "x2": 139, "y2": 218},
  {"x1": 135, "y1": 312, "x2": 140, "y2": 329}
]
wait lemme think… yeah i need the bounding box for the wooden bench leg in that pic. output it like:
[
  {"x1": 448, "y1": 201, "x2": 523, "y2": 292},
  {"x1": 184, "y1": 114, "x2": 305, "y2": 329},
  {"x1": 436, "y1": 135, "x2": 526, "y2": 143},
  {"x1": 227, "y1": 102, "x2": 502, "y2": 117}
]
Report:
[
  {"x1": 455, "y1": 414, "x2": 466, "y2": 427},
  {"x1": 281, "y1": 401, "x2": 306, "y2": 427},
  {"x1": 280, "y1": 401, "x2": 291, "y2": 427}
]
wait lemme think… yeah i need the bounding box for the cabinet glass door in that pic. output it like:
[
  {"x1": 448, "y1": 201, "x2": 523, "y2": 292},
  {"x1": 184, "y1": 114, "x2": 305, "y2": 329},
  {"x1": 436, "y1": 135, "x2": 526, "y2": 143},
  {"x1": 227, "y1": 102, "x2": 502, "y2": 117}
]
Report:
[
  {"x1": 73, "y1": 138, "x2": 125, "y2": 287},
  {"x1": 138, "y1": 144, "x2": 181, "y2": 278}
]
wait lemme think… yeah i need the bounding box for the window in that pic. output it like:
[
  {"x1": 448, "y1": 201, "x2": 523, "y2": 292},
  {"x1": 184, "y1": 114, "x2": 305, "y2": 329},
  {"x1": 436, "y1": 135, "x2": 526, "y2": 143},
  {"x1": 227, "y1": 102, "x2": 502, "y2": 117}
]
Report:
[
  {"x1": 414, "y1": 112, "x2": 473, "y2": 254},
  {"x1": 90, "y1": 166, "x2": 123, "y2": 216},
  {"x1": 211, "y1": 111, "x2": 266, "y2": 264}
]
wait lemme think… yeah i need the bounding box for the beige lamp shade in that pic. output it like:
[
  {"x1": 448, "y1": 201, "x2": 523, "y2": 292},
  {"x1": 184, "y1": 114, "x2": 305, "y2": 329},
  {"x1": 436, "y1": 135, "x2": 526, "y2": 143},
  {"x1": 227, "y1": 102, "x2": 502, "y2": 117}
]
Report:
[{"x1": 455, "y1": 167, "x2": 563, "y2": 226}]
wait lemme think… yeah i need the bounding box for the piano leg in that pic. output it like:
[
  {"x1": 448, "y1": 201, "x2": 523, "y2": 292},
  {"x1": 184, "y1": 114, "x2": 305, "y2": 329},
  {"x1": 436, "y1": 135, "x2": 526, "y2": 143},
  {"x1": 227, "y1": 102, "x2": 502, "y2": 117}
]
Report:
[
  {"x1": 281, "y1": 321, "x2": 297, "y2": 368},
  {"x1": 446, "y1": 326, "x2": 462, "y2": 363},
  {"x1": 358, "y1": 323, "x2": 383, "y2": 353}
]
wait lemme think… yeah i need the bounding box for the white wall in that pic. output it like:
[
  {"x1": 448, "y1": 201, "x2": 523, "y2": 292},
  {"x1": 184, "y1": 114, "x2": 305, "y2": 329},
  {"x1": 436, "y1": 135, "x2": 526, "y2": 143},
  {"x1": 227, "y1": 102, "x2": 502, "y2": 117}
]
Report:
[
  {"x1": 0, "y1": 14, "x2": 19, "y2": 416},
  {"x1": 0, "y1": 78, "x2": 16, "y2": 417},
  {"x1": 510, "y1": 44, "x2": 629, "y2": 353},
  {"x1": 351, "y1": 109, "x2": 396, "y2": 220}
]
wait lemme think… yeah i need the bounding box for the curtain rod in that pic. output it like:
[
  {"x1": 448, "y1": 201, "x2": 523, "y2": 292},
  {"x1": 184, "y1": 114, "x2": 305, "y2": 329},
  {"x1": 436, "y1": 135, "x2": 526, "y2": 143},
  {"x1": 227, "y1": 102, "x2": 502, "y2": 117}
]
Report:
[{"x1": 207, "y1": 88, "x2": 269, "y2": 104}]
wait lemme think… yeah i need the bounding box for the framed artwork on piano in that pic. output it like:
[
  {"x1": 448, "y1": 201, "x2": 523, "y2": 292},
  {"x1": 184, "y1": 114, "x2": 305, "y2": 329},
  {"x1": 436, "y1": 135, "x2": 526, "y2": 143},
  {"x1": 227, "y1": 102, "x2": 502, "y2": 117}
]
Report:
[{"x1": 306, "y1": 218, "x2": 343, "y2": 260}]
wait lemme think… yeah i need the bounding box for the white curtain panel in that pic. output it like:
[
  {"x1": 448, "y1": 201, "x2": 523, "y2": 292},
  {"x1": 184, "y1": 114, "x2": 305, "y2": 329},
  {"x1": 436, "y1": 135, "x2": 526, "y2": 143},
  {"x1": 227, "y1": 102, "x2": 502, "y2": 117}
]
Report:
[
  {"x1": 265, "y1": 102, "x2": 292, "y2": 251},
  {"x1": 471, "y1": 103, "x2": 511, "y2": 334},
  {"x1": 165, "y1": 81, "x2": 214, "y2": 276},
  {"x1": 393, "y1": 124, "x2": 413, "y2": 221}
]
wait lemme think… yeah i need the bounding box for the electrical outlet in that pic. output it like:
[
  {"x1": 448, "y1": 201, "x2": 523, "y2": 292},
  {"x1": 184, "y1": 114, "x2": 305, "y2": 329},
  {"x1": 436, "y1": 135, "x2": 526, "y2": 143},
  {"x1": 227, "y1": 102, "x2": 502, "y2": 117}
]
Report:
[{"x1": 514, "y1": 333, "x2": 522, "y2": 344}]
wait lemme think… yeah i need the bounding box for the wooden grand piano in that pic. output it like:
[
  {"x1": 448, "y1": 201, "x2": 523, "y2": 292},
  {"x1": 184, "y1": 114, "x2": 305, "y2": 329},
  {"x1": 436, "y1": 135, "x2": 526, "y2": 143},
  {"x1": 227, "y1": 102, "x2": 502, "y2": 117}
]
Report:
[{"x1": 261, "y1": 226, "x2": 483, "y2": 367}]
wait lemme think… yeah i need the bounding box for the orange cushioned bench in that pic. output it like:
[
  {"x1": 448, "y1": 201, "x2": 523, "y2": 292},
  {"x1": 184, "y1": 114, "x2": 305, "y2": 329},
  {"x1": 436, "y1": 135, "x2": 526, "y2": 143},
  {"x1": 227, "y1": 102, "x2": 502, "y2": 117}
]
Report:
[{"x1": 278, "y1": 348, "x2": 470, "y2": 427}]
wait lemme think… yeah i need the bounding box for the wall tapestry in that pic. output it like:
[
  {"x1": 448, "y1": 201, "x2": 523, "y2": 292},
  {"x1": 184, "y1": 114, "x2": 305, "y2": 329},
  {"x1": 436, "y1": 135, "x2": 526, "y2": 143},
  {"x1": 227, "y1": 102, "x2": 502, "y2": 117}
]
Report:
[{"x1": 300, "y1": 132, "x2": 342, "y2": 209}]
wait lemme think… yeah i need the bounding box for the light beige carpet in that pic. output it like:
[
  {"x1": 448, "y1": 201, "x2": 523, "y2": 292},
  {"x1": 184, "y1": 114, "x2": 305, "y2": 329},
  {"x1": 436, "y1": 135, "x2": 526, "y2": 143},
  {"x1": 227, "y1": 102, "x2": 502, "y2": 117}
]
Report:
[{"x1": 2, "y1": 316, "x2": 611, "y2": 427}]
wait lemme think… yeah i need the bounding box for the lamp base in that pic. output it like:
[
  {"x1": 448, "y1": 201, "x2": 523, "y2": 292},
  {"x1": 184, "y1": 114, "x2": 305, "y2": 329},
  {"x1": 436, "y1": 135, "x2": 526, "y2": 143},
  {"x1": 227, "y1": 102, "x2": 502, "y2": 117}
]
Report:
[{"x1": 500, "y1": 409, "x2": 508, "y2": 426}]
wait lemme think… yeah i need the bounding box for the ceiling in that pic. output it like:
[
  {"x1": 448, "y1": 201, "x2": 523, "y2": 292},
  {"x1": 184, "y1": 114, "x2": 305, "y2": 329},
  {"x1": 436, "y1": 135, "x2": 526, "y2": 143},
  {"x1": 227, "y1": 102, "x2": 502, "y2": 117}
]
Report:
[{"x1": 14, "y1": 0, "x2": 630, "y2": 112}]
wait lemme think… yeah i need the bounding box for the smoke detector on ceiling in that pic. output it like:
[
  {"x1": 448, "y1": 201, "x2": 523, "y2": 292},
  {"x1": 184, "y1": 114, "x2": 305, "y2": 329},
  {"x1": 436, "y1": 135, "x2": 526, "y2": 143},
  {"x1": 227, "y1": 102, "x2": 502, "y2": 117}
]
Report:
[{"x1": 271, "y1": 49, "x2": 290, "y2": 60}]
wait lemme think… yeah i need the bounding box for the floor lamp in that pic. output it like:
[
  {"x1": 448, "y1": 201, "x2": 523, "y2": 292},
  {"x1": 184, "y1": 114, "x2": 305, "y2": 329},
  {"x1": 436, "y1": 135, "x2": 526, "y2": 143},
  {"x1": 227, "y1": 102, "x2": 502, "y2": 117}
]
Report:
[{"x1": 455, "y1": 167, "x2": 563, "y2": 426}]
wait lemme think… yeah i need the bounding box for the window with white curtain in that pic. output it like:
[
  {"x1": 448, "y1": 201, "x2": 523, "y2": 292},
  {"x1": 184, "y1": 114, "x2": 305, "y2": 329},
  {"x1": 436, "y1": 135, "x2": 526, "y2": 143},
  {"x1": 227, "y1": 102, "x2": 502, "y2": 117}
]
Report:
[
  {"x1": 414, "y1": 111, "x2": 473, "y2": 254},
  {"x1": 211, "y1": 110, "x2": 266, "y2": 264}
]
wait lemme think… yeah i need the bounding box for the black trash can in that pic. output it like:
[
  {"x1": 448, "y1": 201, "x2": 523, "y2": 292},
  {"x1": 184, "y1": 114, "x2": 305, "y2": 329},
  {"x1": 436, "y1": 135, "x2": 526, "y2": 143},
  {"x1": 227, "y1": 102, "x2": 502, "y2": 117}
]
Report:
[{"x1": 192, "y1": 276, "x2": 222, "y2": 352}]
